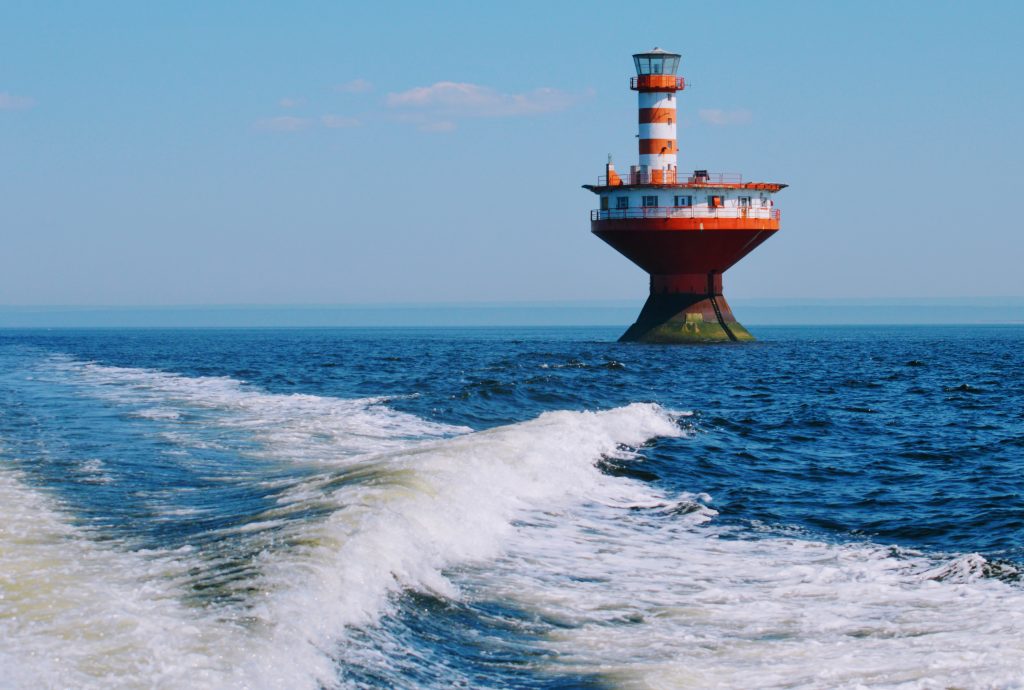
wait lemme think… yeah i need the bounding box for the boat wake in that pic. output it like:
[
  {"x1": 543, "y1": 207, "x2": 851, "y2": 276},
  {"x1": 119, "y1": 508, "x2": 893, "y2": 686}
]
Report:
[{"x1": 1, "y1": 355, "x2": 1022, "y2": 689}]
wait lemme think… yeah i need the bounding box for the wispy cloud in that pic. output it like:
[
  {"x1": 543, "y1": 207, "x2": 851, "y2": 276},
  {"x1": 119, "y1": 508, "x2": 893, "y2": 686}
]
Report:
[
  {"x1": 258, "y1": 79, "x2": 576, "y2": 134},
  {"x1": 387, "y1": 82, "x2": 577, "y2": 119},
  {"x1": 698, "y1": 108, "x2": 753, "y2": 126},
  {"x1": 336, "y1": 78, "x2": 372, "y2": 94},
  {"x1": 0, "y1": 92, "x2": 35, "y2": 110},
  {"x1": 254, "y1": 116, "x2": 312, "y2": 132},
  {"x1": 321, "y1": 114, "x2": 360, "y2": 128}
]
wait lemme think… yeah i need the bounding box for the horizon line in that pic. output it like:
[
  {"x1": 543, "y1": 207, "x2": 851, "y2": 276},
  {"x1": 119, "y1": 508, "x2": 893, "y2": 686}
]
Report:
[
  {"x1": 1, "y1": 300, "x2": 1022, "y2": 329},
  {"x1": 2, "y1": 296, "x2": 1023, "y2": 310}
]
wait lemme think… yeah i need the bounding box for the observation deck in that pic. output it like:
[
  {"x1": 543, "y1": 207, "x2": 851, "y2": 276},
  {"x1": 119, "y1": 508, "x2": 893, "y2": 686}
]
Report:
[
  {"x1": 587, "y1": 171, "x2": 787, "y2": 191},
  {"x1": 591, "y1": 207, "x2": 781, "y2": 221}
]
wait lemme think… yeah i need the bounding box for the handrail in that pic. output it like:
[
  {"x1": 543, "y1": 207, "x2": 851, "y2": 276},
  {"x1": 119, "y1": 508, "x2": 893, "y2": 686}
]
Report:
[
  {"x1": 597, "y1": 171, "x2": 743, "y2": 186},
  {"x1": 630, "y1": 76, "x2": 685, "y2": 90},
  {"x1": 591, "y1": 207, "x2": 781, "y2": 221}
]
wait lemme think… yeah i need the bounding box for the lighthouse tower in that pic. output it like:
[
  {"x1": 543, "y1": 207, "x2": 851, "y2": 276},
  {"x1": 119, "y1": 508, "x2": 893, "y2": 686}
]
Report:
[
  {"x1": 635, "y1": 48, "x2": 681, "y2": 183},
  {"x1": 585, "y1": 49, "x2": 786, "y2": 343}
]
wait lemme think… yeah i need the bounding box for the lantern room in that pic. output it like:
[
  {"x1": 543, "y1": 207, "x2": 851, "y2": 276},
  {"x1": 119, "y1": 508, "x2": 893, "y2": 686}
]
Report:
[{"x1": 633, "y1": 48, "x2": 681, "y2": 76}]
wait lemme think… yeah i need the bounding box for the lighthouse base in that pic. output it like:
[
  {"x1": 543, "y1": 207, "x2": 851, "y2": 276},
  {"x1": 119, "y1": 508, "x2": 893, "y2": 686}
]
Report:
[{"x1": 619, "y1": 275, "x2": 753, "y2": 344}]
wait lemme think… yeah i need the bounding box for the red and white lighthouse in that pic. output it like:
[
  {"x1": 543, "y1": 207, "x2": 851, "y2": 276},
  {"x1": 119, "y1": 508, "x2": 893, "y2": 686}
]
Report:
[
  {"x1": 635, "y1": 48, "x2": 682, "y2": 182},
  {"x1": 585, "y1": 48, "x2": 786, "y2": 342}
]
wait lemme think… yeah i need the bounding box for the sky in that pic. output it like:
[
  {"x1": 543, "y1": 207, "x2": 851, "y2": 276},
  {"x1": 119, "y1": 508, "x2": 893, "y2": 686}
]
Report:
[{"x1": 2, "y1": 0, "x2": 1023, "y2": 307}]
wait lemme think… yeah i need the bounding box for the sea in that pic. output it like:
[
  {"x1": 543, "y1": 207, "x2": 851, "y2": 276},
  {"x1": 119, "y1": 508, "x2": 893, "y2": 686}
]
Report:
[{"x1": 1, "y1": 325, "x2": 1022, "y2": 690}]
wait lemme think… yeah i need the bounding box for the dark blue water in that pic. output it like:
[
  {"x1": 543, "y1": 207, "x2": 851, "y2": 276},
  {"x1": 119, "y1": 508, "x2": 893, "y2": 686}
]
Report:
[{"x1": 1, "y1": 326, "x2": 1022, "y2": 688}]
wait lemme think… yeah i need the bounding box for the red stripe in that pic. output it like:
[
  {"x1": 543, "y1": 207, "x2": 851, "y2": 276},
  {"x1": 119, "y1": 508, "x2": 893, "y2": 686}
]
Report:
[
  {"x1": 639, "y1": 139, "x2": 676, "y2": 154},
  {"x1": 638, "y1": 108, "x2": 676, "y2": 124}
]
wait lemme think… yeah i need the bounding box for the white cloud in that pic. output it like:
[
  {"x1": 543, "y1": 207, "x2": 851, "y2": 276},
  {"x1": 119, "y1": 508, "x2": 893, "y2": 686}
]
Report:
[
  {"x1": 254, "y1": 116, "x2": 312, "y2": 132},
  {"x1": 0, "y1": 92, "x2": 35, "y2": 110},
  {"x1": 278, "y1": 97, "x2": 304, "y2": 108},
  {"x1": 321, "y1": 114, "x2": 360, "y2": 128},
  {"x1": 698, "y1": 108, "x2": 753, "y2": 126},
  {"x1": 336, "y1": 79, "x2": 372, "y2": 93},
  {"x1": 386, "y1": 81, "x2": 577, "y2": 118}
]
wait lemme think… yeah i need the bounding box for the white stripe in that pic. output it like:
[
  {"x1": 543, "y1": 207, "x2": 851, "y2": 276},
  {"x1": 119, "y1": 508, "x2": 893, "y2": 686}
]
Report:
[
  {"x1": 640, "y1": 154, "x2": 677, "y2": 170},
  {"x1": 639, "y1": 123, "x2": 676, "y2": 140},
  {"x1": 638, "y1": 92, "x2": 676, "y2": 110}
]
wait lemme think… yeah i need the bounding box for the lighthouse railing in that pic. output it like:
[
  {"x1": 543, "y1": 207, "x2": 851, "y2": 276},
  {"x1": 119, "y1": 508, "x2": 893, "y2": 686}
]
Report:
[
  {"x1": 597, "y1": 171, "x2": 744, "y2": 186},
  {"x1": 591, "y1": 207, "x2": 781, "y2": 221},
  {"x1": 630, "y1": 76, "x2": 685, "y2": 91}
]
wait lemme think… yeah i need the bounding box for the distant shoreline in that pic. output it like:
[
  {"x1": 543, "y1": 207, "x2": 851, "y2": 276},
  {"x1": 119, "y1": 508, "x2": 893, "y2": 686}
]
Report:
[{"x1": 1, "y1": 299, "x2": 1022, "y2": 329}]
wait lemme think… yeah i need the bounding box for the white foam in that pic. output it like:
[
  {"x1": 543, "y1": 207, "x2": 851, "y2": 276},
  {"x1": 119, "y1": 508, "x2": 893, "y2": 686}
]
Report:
[
  {"x1": 9, "y1": 355, "x2": 691, "y2": 688},
  {"x1": 76, "y1": 458, "x2": 112, "y2": 484},
  {"x1": 44, "y1": 354, "x2": 466, "y2": 463},
  {"x1": 244, "y1": 402, "x2": 685, "y2": 687},
  {"x1": 11, "y1": 355, "x2": 1024, "y2": 689},
  {"x1": 0, "y1": 469, "x2": 250, "y2": 689},
  {"x1": 133, "y1": 407, "x2": 182, "y2": 421},
  {"x1": 457, "y1": 500, "x2": 1024, "y2": 689}
]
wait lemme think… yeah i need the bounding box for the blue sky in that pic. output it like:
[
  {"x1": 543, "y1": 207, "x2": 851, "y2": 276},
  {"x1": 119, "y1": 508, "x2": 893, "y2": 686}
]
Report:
[{"x1": 2, "y1": 0, "x2": 1022, "y2": 306}]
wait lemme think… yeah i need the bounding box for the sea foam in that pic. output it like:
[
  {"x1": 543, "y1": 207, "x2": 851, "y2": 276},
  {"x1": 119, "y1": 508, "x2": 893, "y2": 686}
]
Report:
[
  {"x1": 4, "y1": 357, "x2": 686, "y2": 688},
  {"x1": 4, "y1": 355, "x2": 1024, "y2": 689}
]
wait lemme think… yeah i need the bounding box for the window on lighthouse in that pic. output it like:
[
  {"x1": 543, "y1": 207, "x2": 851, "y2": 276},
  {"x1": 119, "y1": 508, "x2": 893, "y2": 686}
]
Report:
[
  {"x1": 643, "y1": 196, "x2": 658, "y2": 207},
  {"x1": 634, "y1": 54, "x2": 680, "y2": 76},
  {"x1": 616, "y1": 197, "x2": 629, "y2": 209}
]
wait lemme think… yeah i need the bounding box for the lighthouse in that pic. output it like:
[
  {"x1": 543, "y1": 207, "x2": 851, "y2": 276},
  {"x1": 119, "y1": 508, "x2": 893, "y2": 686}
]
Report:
[{"x1": 584, "y1": 48, "x2": 786, "y2": 343}]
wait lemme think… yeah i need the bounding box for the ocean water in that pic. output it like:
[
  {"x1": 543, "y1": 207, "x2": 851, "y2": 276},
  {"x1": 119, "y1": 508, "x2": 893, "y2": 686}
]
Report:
[{"x1": 1, "y1": 325, "x2": 1022, "y2": 690}]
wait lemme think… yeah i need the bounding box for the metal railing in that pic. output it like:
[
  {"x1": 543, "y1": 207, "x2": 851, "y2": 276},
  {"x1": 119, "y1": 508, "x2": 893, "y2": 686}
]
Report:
[
  {"x1": 630, "y1": 76, "x2": 685, "y2": 90},
  {"x1": 591, "y1": 207, "x2": 781, "y2": 221},
  {"x1": 597, "y1": 171, "x2": 743, "y2": 186}
]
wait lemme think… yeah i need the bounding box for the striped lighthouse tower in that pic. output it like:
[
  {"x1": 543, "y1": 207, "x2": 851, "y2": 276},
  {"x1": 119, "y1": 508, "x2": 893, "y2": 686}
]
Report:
[{"x1": 632, "y1": 48, "x2": 683, "y2": 184}]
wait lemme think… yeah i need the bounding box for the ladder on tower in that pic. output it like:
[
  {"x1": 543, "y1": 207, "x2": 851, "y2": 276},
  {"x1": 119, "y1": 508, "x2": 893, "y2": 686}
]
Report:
[{"x1": 707, "y1": 274, "x2": 738, "y2": 342}]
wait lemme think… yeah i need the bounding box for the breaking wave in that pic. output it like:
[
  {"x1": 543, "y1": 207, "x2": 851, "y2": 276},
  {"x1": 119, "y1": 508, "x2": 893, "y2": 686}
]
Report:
[{"x1": 2, "y1": 354, "x2": 1023, "y2": 689}]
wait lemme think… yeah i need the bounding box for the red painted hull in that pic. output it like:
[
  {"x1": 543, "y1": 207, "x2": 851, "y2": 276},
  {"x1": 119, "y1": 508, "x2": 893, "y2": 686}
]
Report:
[
  {"x1": 591, "y1": 218, "x2": 778, "y2": 275},
  {"x1": 591, "y1": 217, "x2": 780, "y2": 342}
]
